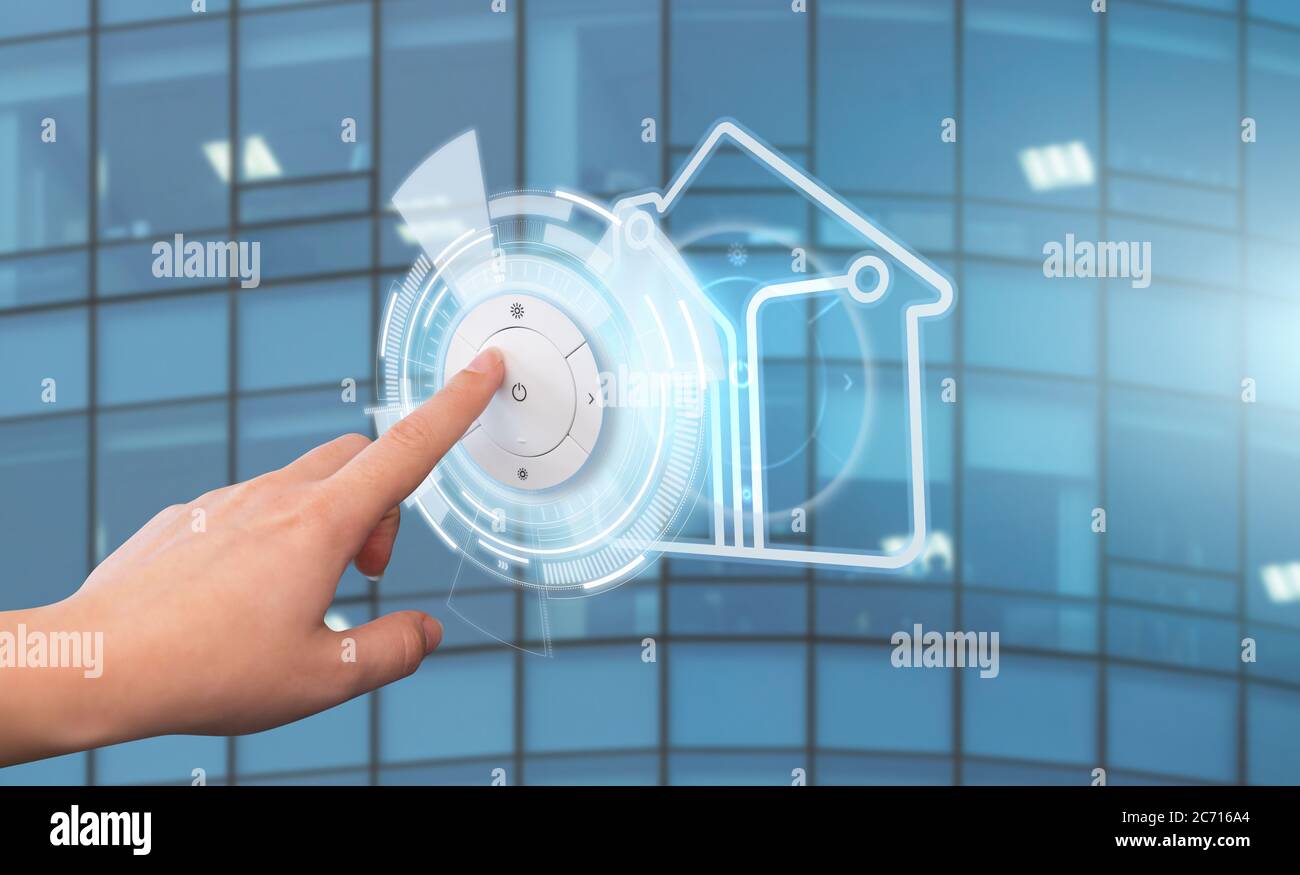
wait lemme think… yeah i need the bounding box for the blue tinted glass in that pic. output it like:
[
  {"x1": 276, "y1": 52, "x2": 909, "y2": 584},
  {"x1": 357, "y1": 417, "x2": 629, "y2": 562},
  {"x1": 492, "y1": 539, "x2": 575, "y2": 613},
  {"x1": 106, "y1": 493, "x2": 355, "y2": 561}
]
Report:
[
  {"x1": 1107, "y1": 605, "x2": 1238, "y2": 672},
  {"x1": 816, "y1": 585, "x2": 953, "y2": 639},
  {"x1": 671, "y1": 643, "x2": 805, "y2": 747},
  {"x1": 1250, "y1": 0, "x2": 1300, "y2": 27},
  {"x1": 526, "y1": 0, "x2": 660, "y2": 193},
  {"x1": 1247, "y1": 410, "x2": 1300, "y2": 629},
  {"x1": 96, "y1": 735, "x2": 227, "y2": 785},
  {"x1": 669, "y1": 583, "x2": 806, "y2": 635},
  {"x1": 238, "y1": 278, "x2": 370, "y2": 391},
  {"x1": 817, "y1": 644, "x2": 951, "y2": 753},
  {"x1": 525, "y1": 645, "x2": 657, "y2": 752},
  {"x1": 1108, "y1": 283, "x2": 1238, "y2": 396},
  {"x1": 1108, "y1": 389, "x2": 1239, "y2": 574},
  {"x1": 817, "y1": 753, "x2": 952, "y2": 786},
  {"x1": 962, "y1": 760, "x2": 1083, "y2": 786},
  {"x1": 0, "y1": 250, "x2": 89, "y2": 309},
  {"x1": 239, "y1": 3, "x2": 371, "y2": 181},
  {"x1": 670, "y1": 752, "x2": 800, "y2": 786},
  {"x1": 964, "y1": 592, "x2": 1097, "y2": 655},
  {"x1": 964, "y1": 263, "x2": 1097, "y2": 378},
  {"x1": 1109, "y1": 562, "x2": 1236, "y2": 615},
  {"x1": 96, "y1": 401, "x2": 227, "y2": 559},
  {"x1": 0, "y1": 0, "x2": 86, "y2": 39},
  {"x1": 98, "y1": 294, "x2": 229, "y2": 405},
  {"x1": 101, "y1": 0, "x2": 230, "y2": 25},
  {"x1": 99, "y1": 20, "x2": 229, "y2": 239},
  {"x1": 819, "y1": 0, "x2": 953, "y2": 195},
  {"x1": 1109, "y1": 4, "x2": 1237, "y2": 186},
  {"x1": 253, "y1": 217, "x2": 371, "y2": 281},
  {"x1": 240, "y1": 176, "x2": 369, "y2": 224},
  {"x1": 523, "y1": 584, "x2": 660, "y2": 641},
  {"x1": 381, "y1": 651, "x2": 514, "y2": 762},
  {"x1": 0, "y1": 37, "x2": 89, "y2": 254},
  {"x1": 965, "y1": 0, "x2": 1098, "y2": 207},
  {"x1": 524, "y1": 753, "x2": 659, "y2": 785},
  {"x1": 1248, "y1": 684, "x2": 1300, "y2": 784},
  {"x1": 0, "y1": 308, "x2": 88, "y2": 416},
  {"x1": 1245, "y1": 295, "x2": 1300, "y2": 406},
  {"x1": 0, "y1": 416, "x2": 87, "y2": 611},
  {"x1": 1246, "y1": 26, "x2": 1300, "y2": 243},
  {"x1": 1109, "y1": 666, "x2": 1236, "y2": 782},
  {"x1": 380, "y1": 762, "x2": 499, "y2": 786},
  {"x1": 671, "y1": 0, "x2": 807, "y2": 147},
  {"x1": 382, "y1": 0, "x2": 516, "y2": 198},
  {"x1": 964, "y1": 374, "x2": 1098, "y2": 596}
]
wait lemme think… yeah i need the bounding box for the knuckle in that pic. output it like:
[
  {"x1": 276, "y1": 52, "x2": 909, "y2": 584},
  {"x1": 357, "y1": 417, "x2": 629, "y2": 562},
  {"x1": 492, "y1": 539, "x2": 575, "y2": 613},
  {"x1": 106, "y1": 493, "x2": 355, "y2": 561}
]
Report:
[{"x1": 396, "y1": 619, "x2": 428, "y2": 677}]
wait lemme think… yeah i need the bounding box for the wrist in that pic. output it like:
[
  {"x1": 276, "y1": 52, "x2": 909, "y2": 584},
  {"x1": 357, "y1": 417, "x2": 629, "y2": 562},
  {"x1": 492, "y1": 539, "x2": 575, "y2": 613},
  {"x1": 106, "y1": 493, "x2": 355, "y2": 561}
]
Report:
[{"x1": 0, "y1": 598, "x2": 122, "y2": 766}]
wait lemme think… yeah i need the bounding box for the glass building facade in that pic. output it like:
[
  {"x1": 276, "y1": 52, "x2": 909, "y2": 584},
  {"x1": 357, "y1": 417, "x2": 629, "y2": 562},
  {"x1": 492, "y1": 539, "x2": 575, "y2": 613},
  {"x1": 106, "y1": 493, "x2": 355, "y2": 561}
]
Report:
[{"x1": 1, "y1": 0, "x2": 1298, "y2": 786}]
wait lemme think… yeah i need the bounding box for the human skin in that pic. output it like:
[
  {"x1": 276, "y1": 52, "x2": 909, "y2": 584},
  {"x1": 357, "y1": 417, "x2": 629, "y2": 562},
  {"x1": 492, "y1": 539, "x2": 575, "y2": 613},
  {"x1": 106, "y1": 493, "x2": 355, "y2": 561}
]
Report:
[{"x1": 0, "y1": 348, "x2": 504, "y2": 768}]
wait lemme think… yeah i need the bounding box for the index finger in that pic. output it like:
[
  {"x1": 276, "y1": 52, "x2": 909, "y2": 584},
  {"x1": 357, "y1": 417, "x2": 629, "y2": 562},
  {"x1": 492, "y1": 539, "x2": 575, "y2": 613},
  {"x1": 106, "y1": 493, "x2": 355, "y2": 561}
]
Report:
[{"x1": 330, "y1": 347, "x2": 504, "y2": 525}]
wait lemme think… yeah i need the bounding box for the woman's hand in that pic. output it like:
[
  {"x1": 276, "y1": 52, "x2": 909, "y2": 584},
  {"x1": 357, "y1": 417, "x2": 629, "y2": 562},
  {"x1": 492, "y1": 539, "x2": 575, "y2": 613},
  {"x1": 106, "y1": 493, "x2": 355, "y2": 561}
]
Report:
[{"x1": 0, "y1": 348, "x2": 504, "y2": 767}]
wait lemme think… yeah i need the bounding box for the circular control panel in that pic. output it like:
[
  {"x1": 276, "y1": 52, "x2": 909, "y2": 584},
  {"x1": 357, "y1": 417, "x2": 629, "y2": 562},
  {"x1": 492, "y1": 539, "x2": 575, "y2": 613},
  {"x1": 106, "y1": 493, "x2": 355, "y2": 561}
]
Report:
[{"x1": 443, "y1": 294, "x2": 604, "y2": 490}]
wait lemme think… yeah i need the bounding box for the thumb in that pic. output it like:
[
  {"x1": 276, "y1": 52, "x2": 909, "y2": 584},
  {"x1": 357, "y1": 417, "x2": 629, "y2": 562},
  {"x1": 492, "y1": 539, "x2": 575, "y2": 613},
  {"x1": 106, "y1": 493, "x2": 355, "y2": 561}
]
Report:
[{"x1": 329, "y1": 610, "x2": 442, "y2": 698}]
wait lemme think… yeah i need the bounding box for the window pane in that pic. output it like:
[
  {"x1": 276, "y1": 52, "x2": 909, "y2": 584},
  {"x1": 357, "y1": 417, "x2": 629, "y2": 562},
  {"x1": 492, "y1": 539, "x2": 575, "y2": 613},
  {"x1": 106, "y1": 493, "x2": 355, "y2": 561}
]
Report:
[
  {"x1": 817, "y1": 644, "x2": 951, "y2": 753},
  {"x1": 0, "y1": 249, "x2": 88, "y2": 309},
  {"x1": 238, "y1": 278, "x2": 370, "y2": 391},
  {"x1": 239, "y1": 3, "x2": 371, "y2": 182},
  {"x1": 1109, "y1": 4, "x2": 1237, "y2": 186},
  {"x1": 964, "y1": 374, "x2": 1098, "y2": 596},
  {"x1": 1248, "y1": 684, "x2": 1300, "y2": 784},
  {"x1": 99, "y1": 19, "x2": 229, "y2": 239},
  {"x1": 525, "y1": 0, "x2": 660, "y2": 193},
  {"x1": 1242, "y1": 25, "x2": 1300, "y2": 241},
  {"x1": 101, "y1": 0, "x2": 230, "y2": 25},
  {"x1": 671, "y1": 0, "x2": 807, "y2": 147},
  {"x1": 1108, "y1": 282, "x2": 1238, "y2": 397},
  {"x1": 1108, "y1": 666, "x2": 1237, "y2": 782},
  {"x1": 964, "y1": 262, "x2": 1097, "y2": 378},
  {"x1": 0, "y1": 0, "x2": 87, "y2": 39},
  {"x1": 524, "y1": 753, "x2": 658, "y2": 785},
  {"x1": 381, "y1": 650, "x2": 514, "y2": 762},
  {"x1": 0, "y1": 37, "x2": 88, "y2": 254},
  {"x1": 1108, "y1": 389, "x2": 1239, "y2": 574},
  {"x1": 0, "y1": 416, "x2": 87, "y2": 611},
  {"x1": 966, "y1": 0, "x2": 1097, "y2": 207},
  {"x1": 525, "y1": 645, "x2": 657, "y2": 753},
  {"x1": 669, "y1": 752, "x2": 799, "y2": 786},
  {"x1": 382, "y1": 0, "x2": 516, "y2": 198},
  {"x1": 0, "y1": 307, "x2": 88, "y2": 416},
  {"x1": 98, "y1": 294, "x2": 229, "y2": 405},
  {"x1": 819, "y1": 0, "x2": 953, "y2": 195},
  {"x1": 1247, "y1": 409, "x2": 1300, "y2": 629},
  {"x1": 670, "y1": 643, "x2": 805, "y2": 747}
]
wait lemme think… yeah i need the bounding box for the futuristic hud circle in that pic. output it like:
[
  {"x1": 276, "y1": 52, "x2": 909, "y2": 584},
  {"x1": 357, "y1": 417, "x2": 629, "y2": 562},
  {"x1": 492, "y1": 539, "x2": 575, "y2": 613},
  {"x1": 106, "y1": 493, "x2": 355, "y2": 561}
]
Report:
[
  {"x1": 374, "y1": 166, "x2": 715, "y2": 595},
  {"x1": 377, "y1": 121, "x2": 955, "y2": 596}
]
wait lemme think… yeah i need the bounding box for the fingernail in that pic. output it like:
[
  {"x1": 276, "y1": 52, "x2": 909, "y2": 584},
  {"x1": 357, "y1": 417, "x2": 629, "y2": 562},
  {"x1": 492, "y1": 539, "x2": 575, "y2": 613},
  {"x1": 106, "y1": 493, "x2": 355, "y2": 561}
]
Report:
[
  {"x1": 466, "y1": 347, "x2": 501, "y2": 374},
  {"x1": 420, "y1": 615, "x2": 443, "y2": 654}
]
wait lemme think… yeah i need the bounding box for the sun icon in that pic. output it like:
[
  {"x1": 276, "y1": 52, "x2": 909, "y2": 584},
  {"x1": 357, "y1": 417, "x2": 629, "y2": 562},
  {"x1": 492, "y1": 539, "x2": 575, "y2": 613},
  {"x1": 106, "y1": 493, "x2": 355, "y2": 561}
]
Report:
[
  {"x1": 727, "y1": 242, "x2": 748, "y2": 268},
  {"x1": 516, "y1": 467, "x2": 528, "y2": 481},
  {"x1": 509, "y1": 301, "x2": 525, "y2": 319}
]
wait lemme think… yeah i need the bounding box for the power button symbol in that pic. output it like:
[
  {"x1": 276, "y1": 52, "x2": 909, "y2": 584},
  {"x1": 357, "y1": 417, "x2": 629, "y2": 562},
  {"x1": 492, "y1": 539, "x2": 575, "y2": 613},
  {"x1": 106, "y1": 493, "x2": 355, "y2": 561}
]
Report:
[{"x1": 511, "y1": 382, "x2": 527, "y2": 402}]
